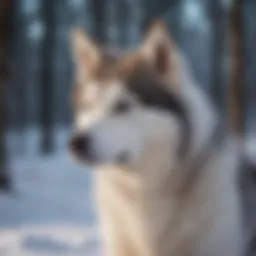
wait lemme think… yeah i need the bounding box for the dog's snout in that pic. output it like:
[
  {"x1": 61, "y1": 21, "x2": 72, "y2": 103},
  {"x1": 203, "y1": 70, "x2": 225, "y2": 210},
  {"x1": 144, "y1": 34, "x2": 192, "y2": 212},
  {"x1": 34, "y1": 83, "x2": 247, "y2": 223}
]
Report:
[{"x1": 69, "y1": 134, "x2": 91, "y2": 156}]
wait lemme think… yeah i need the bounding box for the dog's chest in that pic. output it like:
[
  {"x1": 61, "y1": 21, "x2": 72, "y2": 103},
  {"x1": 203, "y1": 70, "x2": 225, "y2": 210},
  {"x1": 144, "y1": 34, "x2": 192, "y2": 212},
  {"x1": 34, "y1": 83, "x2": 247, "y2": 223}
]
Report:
[
  {"x1": 95, "y1": 169, "x2": 201, "y2": 255},
  {"x1": 95, "y1": 169, "x2": 152, "y2": 255}
]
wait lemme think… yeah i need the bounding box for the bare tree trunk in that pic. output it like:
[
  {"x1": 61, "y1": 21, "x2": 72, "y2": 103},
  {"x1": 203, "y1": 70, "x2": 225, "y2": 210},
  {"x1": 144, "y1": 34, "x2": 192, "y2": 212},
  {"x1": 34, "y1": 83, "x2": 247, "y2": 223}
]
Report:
[
  {"x1": 0, "y1": 0, "x2": 13, "y2": 190},
  {"x1": 116, "y1": 0, "x2": 129, "y2": 47},
  {"x1": 40, "y1": 0, "x2": 57, "y2": 153},
  {"x1": 90, "y1": 0, "x2": 107, "y2": 45},
  {"x1": 210, "y1": 0, "x2": 226, "y2": 115},
  {"x1": 228, "y1": 0, "x2": 245, "y2": 137}
]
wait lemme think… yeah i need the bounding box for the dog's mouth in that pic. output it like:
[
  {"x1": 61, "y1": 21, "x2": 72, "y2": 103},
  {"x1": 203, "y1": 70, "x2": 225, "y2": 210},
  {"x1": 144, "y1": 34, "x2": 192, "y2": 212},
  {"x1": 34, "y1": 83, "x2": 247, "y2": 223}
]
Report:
[
  {"x1": 69, "y1": 144, "x2": 131, "y2": 167},
  {"x1": 70, "y1": 151, "x2": 131, "y2": 166}
]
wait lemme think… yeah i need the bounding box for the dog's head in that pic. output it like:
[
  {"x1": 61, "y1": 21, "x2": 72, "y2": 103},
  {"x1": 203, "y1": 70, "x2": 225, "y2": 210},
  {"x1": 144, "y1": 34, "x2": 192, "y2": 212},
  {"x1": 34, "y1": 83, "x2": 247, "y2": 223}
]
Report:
[{"x1": 69, "y1": 22, "x2": 189, "y2": 168}]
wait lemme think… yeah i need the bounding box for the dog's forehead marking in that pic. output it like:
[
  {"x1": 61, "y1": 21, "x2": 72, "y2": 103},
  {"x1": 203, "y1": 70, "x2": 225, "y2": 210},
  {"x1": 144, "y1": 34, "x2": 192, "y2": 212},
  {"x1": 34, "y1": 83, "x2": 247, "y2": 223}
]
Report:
[
  {"x1": 75, "y1": 81, "x2": 127, "y2": 132},
  {"x1": 74, "y1": 76, "x2": 125, "y2": 109},
  {"x1": 77, "y1": 79, "x2": 125, "y2": 109},
  {"x1": 101, "y1": 81, "x2": 125, "y2": 106}
]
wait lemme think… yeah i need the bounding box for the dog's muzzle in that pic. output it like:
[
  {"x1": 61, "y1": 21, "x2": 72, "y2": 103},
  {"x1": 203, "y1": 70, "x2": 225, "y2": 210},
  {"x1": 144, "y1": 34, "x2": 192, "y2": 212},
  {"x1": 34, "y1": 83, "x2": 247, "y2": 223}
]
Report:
[{"x1": 69, "y1": 134, "x2": 132, "y2": 165}]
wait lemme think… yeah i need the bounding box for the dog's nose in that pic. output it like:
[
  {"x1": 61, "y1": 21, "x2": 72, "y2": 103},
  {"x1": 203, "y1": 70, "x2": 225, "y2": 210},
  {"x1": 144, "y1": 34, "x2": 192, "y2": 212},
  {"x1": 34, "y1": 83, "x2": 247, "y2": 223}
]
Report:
[{"x1": 69, "y1": 134, "x2": 91, "y2": 157}]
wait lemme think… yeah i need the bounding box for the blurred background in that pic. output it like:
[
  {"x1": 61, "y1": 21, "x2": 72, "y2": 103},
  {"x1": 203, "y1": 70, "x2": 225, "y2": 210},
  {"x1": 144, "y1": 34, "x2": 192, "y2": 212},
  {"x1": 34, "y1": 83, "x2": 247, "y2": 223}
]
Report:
[{"x1": 0, "y1": 0, "x2": 255, "y2": 255}]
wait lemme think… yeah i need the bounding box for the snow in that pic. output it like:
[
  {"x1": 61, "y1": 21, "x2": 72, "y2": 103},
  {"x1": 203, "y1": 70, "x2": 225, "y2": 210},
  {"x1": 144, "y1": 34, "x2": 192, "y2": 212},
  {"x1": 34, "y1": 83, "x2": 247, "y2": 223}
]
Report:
[{"x1": 0, "y1": 153, "x2": 101, "y2": 256}]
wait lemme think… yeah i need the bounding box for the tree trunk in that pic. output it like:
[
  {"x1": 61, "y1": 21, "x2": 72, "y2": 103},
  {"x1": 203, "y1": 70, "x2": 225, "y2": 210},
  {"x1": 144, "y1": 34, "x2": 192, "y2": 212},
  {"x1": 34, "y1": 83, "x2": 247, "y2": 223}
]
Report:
[
  {"x1": 0, "y1": 0, "x2": 13, "y2": 190},
  {"x1": 90, "y1": 0, "x2": 107, "y2": 45},
  {"x1": 228, "y1": 0, "x2": 245, "y2": 137},
  {"x1": 116, "y1": 0, "x2": 129, "y2": 47},
  {"x1": 40, "y1": 0, "x2": 57, "y2": 153},
  {"x1": 210, "y1": 0, "x2": 226, "y2": 115}
]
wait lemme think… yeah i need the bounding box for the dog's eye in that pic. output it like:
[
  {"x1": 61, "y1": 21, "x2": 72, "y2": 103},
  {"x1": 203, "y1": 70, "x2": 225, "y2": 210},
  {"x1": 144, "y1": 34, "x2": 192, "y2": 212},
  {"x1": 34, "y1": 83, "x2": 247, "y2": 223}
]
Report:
[{"x1": 113, "y1": 100, "x2": 131, "y2": 114}]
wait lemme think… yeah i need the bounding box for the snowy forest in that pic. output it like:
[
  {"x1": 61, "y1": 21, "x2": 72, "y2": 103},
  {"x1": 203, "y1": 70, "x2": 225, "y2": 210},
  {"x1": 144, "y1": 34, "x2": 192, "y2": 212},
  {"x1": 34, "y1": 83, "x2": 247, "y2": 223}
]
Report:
[{"x1": 0, "y1": 0, "x2": 255, "y2": 255}]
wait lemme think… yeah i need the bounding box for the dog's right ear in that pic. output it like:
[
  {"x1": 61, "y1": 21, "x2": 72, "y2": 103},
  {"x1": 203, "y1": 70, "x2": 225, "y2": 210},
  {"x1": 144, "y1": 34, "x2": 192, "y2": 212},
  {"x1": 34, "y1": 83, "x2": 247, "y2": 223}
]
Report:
[
  {"x1": 139, "y1": 21, "x2": 175, "y2": 78},
  {"x1": 71, "y1": 28, "x2": 101, "y2": 82}
]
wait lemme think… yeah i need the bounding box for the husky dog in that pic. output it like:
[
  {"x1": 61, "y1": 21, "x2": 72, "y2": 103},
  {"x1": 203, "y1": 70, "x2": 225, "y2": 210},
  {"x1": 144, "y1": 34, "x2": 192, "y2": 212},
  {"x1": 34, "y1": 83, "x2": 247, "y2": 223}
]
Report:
[{"x1": 69, "y1": 22, "x2": 245, "y2": 256}]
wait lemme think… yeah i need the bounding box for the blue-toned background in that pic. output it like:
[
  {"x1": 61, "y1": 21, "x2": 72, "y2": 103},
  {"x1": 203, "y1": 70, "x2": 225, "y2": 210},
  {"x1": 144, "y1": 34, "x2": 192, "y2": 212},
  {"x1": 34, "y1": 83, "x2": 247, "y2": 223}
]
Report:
[{"x1": 0, "y1": 0, "x2": 255, "y2": 255}]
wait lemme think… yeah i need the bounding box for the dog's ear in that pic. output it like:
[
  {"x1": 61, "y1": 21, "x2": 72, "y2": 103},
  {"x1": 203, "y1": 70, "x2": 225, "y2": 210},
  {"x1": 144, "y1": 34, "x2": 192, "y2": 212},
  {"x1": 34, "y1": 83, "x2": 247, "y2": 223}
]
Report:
[
  {"x1": 140, "y1": 21, "x2": 174, "y2": 77},
  {"x1": 71, "y1": 28, "x2": 101, "y2": 82}
]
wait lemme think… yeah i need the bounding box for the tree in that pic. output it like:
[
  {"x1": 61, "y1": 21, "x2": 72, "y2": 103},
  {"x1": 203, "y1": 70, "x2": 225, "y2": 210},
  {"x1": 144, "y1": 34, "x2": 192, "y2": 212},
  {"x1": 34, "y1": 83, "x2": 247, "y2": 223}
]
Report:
[
  {"x1": 0, "y1": 0, "x2": 13, "y2": 190},
  {"x1": 116, "y1": 0, "x2": 129, "y2": 47},
  {"x1": 90, "y1": 0, "x2": 107, "y2": 45},
  {"x1": 40, "y1": 0, "x2": 57, "y2": 153},
  {"x1": 228, "y1": 0, "x2": 245, "y2": 137},
  {"x1": 209, "y1": 0, "x2": 227, "y2": 116}
]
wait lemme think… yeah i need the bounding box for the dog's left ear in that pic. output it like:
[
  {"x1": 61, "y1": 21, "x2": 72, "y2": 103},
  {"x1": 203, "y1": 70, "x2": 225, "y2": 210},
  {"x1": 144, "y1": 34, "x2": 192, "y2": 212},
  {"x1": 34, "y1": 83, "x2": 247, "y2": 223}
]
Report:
[
  {"x1": 140, "y1": 21, "x2": 174, "y2": 77},
  {"x1": 71, "y1": 28, "x2": 101, "y2": 82}
]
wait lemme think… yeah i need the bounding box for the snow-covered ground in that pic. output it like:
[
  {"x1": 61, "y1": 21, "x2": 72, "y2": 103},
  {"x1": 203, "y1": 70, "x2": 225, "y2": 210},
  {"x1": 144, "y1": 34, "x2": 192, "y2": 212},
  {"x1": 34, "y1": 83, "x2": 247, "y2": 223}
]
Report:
[{"x1": 0, "y1": 152, "x2": 100, "y2": 256}]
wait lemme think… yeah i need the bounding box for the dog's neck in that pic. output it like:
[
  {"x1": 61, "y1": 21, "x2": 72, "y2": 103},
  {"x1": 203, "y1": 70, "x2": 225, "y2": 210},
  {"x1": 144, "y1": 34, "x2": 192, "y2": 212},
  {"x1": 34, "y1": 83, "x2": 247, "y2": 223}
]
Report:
[
  {"x1": 96, "y1": 135, "x2": 225, "y2": 255},
  {"x1": 177, "y1": 54, "x2": 219, "y2": 160}
]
